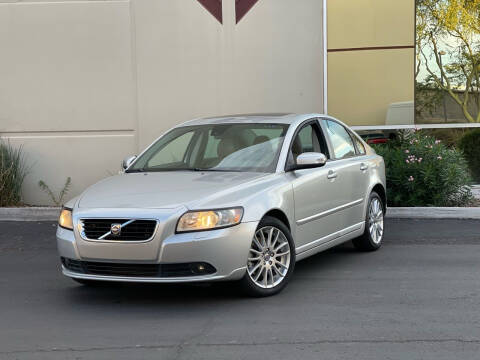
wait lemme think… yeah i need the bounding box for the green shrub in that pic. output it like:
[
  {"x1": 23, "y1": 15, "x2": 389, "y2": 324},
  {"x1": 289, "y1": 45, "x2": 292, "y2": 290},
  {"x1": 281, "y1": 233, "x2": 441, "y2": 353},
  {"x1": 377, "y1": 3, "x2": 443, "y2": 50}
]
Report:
[
  {"x1": 373, "y1": 131, "x2": 473, "y2": 207},
  {"x1": 0, "y1": 139, "x2": 28, "y2": 207},
  {"x1": 458, "y1": 129, "x2": 480, "y2": 183}
]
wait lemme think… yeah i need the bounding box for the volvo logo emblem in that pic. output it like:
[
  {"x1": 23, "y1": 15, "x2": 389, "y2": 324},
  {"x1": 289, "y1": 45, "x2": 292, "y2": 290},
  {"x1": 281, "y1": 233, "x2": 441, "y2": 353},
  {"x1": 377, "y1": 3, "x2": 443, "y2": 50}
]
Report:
[{"x1": 110, "y1": 223, "x2": 122, "y2": 236}]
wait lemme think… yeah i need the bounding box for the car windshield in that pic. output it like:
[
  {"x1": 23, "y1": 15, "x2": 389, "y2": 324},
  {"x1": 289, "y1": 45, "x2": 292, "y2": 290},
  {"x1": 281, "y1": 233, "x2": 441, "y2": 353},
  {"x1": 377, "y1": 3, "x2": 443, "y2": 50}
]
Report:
[{"x1": 127, "y1": 123, "x2": 289, "y2": 173}]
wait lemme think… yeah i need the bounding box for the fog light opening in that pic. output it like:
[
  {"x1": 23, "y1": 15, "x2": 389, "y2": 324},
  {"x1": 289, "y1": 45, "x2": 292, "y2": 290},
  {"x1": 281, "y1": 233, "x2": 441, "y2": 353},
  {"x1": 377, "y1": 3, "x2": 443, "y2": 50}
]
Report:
[{"x1": 190, "y1": 262, "x2": 216, "y2": 275}]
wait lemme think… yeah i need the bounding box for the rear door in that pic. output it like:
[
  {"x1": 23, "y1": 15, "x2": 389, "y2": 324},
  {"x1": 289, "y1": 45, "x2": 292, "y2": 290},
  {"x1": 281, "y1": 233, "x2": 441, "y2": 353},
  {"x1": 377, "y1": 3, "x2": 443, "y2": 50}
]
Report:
[
  {"x1": 320, "y1": 119, "x2": 367, "y2": 229},
  {"x1": 348, "y1": 127, "x2": 370, "y2": 219}
]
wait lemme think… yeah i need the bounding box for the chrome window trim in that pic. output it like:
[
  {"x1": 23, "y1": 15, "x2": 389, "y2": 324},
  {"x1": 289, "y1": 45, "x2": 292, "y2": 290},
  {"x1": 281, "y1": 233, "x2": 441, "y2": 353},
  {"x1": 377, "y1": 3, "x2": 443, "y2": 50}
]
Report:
[
  {"x1": 296, "y1": 198, "x2": 364, "y2": 226},
  {"x1": 78, "y1": 218, "x2": 159, "y2": 243}
]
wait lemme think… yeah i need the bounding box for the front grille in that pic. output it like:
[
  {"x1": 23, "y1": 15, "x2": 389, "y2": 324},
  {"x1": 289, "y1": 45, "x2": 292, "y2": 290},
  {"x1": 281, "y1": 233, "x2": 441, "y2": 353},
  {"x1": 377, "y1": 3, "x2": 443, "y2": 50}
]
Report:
[
  {"x1": 61, "y1": 258, "x2": 216, "y2": 278},
  {"x1": 80, "y1": 219, "x2": 157, "y2": 241}
]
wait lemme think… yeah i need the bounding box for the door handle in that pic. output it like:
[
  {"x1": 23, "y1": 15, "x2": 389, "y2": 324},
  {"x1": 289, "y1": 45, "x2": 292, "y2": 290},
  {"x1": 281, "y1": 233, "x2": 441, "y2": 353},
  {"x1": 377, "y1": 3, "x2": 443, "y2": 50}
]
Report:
[
  {"x1": 360, "y1": 163, "x2": 369, "y2": 171},
  {"x1": 327, "y1": 170, "x2": 337, "y2": 180}
]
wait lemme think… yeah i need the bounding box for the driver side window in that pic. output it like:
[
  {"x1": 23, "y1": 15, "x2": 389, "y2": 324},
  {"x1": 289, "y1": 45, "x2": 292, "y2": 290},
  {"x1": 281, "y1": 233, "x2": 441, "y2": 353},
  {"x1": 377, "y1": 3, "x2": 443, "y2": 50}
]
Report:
[{"x1": 287, "y1": 122, "x2": 327, "y2": 168}]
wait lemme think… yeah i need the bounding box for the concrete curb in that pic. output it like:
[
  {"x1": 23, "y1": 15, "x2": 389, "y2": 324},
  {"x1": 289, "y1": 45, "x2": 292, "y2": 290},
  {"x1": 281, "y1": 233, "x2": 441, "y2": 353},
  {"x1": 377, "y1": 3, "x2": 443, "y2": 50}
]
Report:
[
  {"x1": 0, "y1": 207, "x2": 61, "y2": 221},
  {"x1": 0, "y1": 206, "x2": 479, "y2": 221},
  {"x1": 386, "y1": 207, "x2": 480, "y2": 219}
]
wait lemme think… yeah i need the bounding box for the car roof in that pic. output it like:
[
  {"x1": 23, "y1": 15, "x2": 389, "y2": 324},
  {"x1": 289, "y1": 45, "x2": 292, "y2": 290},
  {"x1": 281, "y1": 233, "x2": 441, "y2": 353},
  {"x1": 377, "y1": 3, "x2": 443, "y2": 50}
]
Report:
[{"x1": 179, "y1": 113, "x2": 328, "y2": 127}]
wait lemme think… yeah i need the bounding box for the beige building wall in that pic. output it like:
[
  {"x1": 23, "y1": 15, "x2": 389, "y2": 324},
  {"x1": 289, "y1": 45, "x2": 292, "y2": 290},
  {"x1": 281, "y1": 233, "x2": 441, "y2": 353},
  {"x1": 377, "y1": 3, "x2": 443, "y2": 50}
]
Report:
[
  {"x1": 327, "y1": 0, "x2": 415, "y2": 126},
  {"x1": 0, "y1": 0, "x2": 324, "y2": 205},
  {"x1": 134, "y1": 0, "x2": 324, "y2": 148},
  {"x1": 0, "y1": 1, "x2": 137, "y2": 206}
]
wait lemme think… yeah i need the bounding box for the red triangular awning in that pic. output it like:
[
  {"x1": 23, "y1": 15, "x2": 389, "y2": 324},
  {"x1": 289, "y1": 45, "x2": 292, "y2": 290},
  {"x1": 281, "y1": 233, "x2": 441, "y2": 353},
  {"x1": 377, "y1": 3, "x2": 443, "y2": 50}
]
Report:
[
  {"x1": 236, "y1": 0, "x2": 260, "y2": 23},
  {"x1": 196, "y1": 0, "x2": 223, "y2": 23},
  {"x1": 196, "y1": 0, "x2": 260, "y2": 24}
]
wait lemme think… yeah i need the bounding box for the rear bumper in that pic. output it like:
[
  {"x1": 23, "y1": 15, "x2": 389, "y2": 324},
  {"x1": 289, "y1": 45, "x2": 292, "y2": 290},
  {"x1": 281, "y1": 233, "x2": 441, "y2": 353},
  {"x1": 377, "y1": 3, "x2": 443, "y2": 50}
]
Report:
[{"x1": 56, "y1": 221, "x2": 258, "y2": 283}]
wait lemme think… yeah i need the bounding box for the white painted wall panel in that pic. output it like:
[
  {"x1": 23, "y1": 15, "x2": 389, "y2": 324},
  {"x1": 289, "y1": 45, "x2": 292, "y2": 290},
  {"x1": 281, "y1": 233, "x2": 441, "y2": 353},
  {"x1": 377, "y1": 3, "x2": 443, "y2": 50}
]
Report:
[
  {"x1": 0, "y1": 1, "x2": 137, "y2": 205},
  {"x1": 228, "y1": 0, "x2": 324, "y2": 115},
  {"x1": 133, "y1": 0, "x2": 324, "y2": 147},
  {"x1": 7, "y1": 134, "x2": 136, "y2": 206},
  {"x1": 133, "y1": 0, "x2": 224, "y2": 148},
  {"x1": 0, "y1": 0, "x2": 135, "y2": 132},
  {"x1": 0, "y1": 0, "x2": 325, "y2": 205}
]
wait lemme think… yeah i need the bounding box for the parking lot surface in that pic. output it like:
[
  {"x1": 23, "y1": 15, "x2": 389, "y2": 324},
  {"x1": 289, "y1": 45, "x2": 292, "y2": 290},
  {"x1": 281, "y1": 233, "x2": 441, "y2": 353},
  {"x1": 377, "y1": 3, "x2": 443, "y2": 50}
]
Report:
[{"x1": 0, "y1": 219, "x2": 479, "y2": 360}]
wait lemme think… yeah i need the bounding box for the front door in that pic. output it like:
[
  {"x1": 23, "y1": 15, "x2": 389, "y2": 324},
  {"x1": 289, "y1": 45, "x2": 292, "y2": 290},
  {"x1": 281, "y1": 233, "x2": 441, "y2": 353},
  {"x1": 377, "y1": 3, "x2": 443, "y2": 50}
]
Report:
[{"x1": 286, "y1": 121, "x2": 343, "y2": 250}]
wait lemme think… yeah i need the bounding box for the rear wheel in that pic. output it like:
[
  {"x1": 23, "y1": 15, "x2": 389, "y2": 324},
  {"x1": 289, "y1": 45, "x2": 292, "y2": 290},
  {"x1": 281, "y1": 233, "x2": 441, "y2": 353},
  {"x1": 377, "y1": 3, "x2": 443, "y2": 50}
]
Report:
[
  {"x1": 240, "y1": 216, "x2": 295, "y2": 297},
  {"x1": 353, "y1": 191, "x2": 384, "y2": 251}
]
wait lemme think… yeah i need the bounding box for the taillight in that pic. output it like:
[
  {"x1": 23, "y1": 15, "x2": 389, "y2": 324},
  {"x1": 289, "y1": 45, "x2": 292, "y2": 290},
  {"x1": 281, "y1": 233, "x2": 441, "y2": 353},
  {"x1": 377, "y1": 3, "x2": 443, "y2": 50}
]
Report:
[{"x1": 367, "y1": 138, "x2": 388, "y2": 144}]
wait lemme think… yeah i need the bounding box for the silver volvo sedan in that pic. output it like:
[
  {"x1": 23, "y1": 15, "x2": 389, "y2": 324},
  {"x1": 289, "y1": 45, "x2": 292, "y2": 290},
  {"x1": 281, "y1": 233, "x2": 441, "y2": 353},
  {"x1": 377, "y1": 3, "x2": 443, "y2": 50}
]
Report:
[{"x1": 57, "y1": 113, "x2": 386, "y2": 296}]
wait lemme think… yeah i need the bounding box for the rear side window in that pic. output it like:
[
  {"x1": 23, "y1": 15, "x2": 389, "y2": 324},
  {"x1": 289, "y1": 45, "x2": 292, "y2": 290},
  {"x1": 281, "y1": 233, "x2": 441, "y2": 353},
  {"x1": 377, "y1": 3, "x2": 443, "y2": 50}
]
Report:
[
  {"x1": 350, "y1": 131, "x2": 366, "y2": 155},
  {"x1": 324, "y1": 120, "x2": 356, "y2": 159}
]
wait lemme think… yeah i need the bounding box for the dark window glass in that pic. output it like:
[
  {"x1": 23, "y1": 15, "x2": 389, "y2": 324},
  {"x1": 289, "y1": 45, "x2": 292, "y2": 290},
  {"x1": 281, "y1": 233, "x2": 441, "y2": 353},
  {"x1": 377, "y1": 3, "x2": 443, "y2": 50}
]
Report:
[
  {"x1": 291, "y1": 124, "x2": 322, "y2": 159},
  {"x1": 286, "y1": 123, "x2": 328, "y2": 168}
]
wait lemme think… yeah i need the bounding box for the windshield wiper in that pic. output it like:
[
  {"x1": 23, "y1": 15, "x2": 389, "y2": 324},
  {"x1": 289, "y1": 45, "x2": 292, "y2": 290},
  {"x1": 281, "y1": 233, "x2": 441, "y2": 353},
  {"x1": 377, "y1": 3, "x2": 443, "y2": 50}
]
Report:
[
  {"x1": 128, "y1": 167, "x2": 242, "y2": 173},
  {"x1": 138, "y1": 168, "x2": 203, "y2": 172},
  {"x1": 191, "y1": 168, "x2": 242, "y2": 172},
  {"x1": 156, "y1": 168, "x2": 228, "y2": 172}
]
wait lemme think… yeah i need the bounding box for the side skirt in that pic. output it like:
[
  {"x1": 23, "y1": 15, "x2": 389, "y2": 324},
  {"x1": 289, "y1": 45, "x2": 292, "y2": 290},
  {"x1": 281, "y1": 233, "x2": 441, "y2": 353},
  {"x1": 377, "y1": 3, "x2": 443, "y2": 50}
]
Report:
[{"x1": 295, "y1": 221, "x2": 365, "y2": 261}]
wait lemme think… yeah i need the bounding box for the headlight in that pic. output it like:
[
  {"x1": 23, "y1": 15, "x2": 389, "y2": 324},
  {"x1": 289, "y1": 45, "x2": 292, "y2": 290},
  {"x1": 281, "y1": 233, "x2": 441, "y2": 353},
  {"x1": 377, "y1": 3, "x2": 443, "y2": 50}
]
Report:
[
  {"x1": 176, "y1": 208, "x2": 243, "y2": 233},
  {"x1": 58, "y1": 208, "x2": 73, "y2": 230}
]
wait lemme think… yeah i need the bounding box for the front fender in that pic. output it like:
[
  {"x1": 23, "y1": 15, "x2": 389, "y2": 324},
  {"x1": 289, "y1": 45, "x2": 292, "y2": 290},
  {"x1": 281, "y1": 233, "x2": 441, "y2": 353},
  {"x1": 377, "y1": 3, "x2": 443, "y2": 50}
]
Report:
[{"x1": 241, "y1": 174, "x2": 295, "y2": 234}]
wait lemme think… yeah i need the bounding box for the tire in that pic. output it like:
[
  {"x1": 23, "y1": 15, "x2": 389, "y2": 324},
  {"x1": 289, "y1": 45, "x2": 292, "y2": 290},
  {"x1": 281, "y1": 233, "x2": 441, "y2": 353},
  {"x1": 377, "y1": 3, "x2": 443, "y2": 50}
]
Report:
[
  {"x1": 240, "y1": 216, "x2": 295, "y2": 297},
  {"x1": 353, "y1": 191, "x2": 385, "y2": 251}
]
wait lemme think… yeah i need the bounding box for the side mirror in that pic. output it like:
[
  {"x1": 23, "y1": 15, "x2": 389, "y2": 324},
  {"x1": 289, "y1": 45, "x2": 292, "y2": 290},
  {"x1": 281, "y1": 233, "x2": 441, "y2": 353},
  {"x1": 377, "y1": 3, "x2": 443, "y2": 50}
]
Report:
[
  {"x1": 294, "y1": 152, "x2": 327, "y2": 170},
  {"x1": 122, "y1": 155, "x2": 137, "y2": 170}
]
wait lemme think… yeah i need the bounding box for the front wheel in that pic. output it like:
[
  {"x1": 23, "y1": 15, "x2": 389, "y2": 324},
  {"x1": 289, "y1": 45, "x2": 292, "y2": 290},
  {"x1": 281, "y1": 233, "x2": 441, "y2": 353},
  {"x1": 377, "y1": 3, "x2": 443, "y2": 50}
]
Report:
[
  {"x1": 240, "y1": 216, "x2": 295, "y2": 297},
  {"x1": 353, "y1": 191, "x2": 384, "y2": 251}
]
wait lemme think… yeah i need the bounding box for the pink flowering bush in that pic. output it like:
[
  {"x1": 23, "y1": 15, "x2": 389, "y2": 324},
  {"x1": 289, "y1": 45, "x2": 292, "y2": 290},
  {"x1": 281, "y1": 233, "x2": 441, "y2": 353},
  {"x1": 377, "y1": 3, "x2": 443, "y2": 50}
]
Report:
[{"x1": 373, "y1": 132, "x2": 473, "y2": 206}]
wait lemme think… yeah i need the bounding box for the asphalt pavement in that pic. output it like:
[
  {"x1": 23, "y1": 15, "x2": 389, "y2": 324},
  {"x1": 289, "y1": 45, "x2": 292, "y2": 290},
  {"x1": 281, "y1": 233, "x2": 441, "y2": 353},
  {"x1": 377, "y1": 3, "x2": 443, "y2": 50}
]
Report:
[{"x1": 0, "y1": 219, "x2": 479, "y2": 360}]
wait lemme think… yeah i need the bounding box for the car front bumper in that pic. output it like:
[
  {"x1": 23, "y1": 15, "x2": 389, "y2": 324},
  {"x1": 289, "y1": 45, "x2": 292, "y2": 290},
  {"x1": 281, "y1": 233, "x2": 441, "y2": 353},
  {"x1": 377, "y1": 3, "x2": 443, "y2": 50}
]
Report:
[{"x1": 57, "y1": 220, "x2": 258, "y2": 283}]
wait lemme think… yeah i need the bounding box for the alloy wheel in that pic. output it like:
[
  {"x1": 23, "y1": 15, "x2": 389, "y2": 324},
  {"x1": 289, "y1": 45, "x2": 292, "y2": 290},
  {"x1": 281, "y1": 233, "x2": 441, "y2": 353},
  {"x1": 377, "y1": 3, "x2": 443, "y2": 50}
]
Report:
[
  {"x1": 247, "y1": 226, "x2": 291, "y2": 289},
  {"x1": 368, "y1": 198, "x2": 384, "y2": 244}
]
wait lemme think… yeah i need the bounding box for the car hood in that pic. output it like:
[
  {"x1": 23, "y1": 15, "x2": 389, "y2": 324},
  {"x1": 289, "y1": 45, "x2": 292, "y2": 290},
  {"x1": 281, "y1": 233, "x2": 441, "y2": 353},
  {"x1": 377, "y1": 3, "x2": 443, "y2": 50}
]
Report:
[{"x1": 78, "y1": 171, "x2": 270, "y2": 209}]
